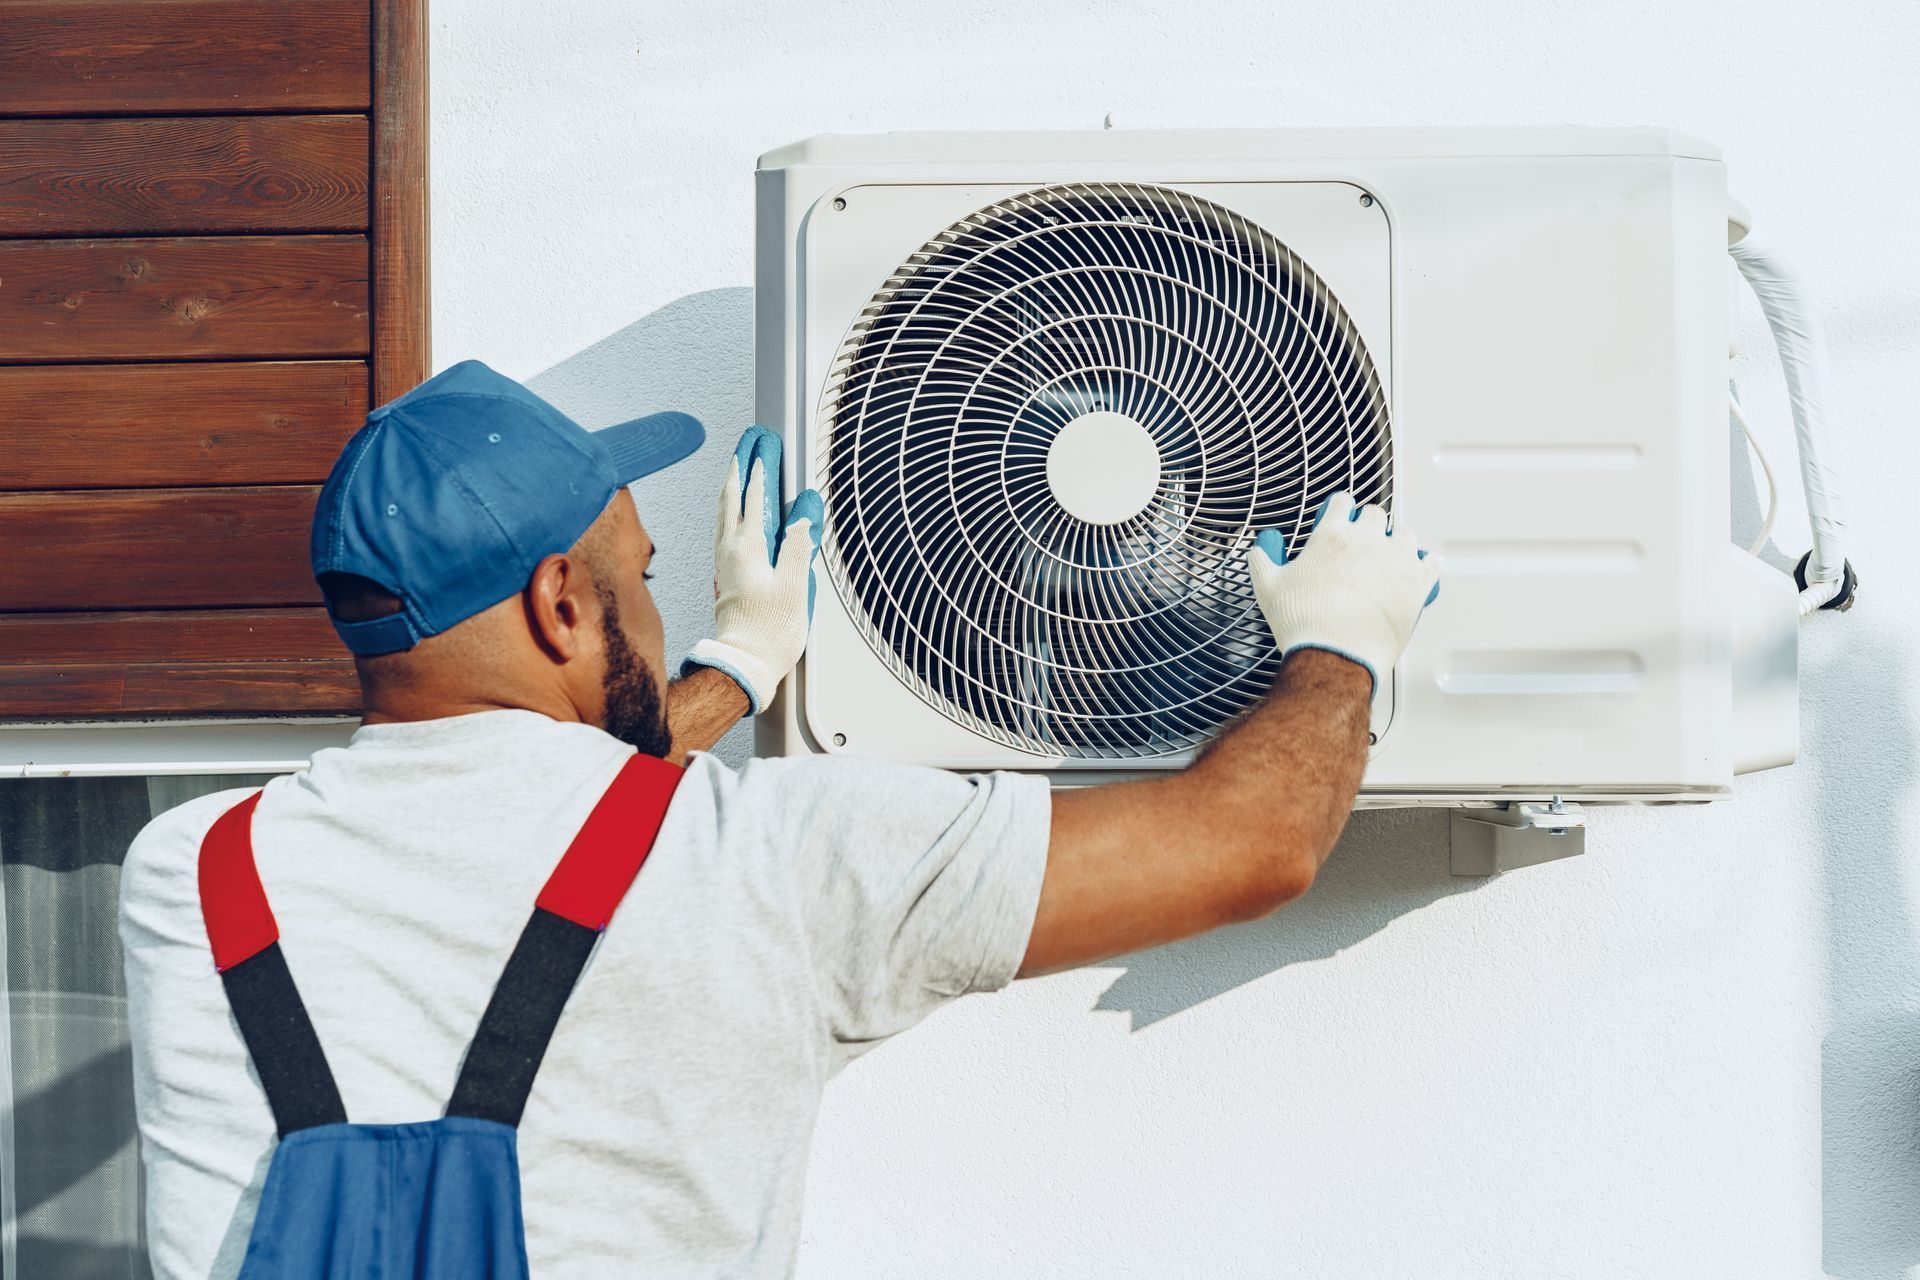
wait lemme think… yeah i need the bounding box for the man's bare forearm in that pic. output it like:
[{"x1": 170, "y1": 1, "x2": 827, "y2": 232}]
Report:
[
  {"x1": 1019, "y1": 649, "x2": 1371, "y2": 977},
  {"x1": 1186, "y1": 648, "x2": 1372, "y2": 879},
  {"x1": 664, "y1": 666, "x2": 749, "y2": 764}
]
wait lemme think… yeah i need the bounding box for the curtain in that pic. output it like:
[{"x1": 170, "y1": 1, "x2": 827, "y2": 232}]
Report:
[{"x1": 0, "y1": 774, "x2": 268, "y2": 1280}]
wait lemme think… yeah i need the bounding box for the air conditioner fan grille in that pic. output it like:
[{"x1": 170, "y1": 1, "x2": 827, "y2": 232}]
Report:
[{"x1": 819, "y1": 182, "x2": 1390, "y2": 759}]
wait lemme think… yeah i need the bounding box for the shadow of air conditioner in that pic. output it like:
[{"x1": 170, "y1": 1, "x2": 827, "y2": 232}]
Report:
[
  {"x1": 1814, "y1": 626, "x2": 1919, "y2": 1280},
  {"x1": 529, "y1": 288, "x2": 1920, "y2": 1272},
  {"x1": 528, "y1": 287, "x2": 760, "y2": 766},
  {"x1": 1729, "y1": 360, "x2": 1919, "y2": 1276},
  {"x1": 527, "y1": 287, "x2": 1491, "y2": 1031},
  {"x1": 1091, "y1": 807, "x2": 1481, "y2": 1030},
  {"x1": 531, "y1": 296, "x2": 1920, "y2": 1275}
]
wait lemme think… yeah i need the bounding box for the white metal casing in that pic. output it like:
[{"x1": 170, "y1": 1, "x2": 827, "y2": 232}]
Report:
[{"x1": 755, "y1": 128, "x2": 1798, "y2": 804}]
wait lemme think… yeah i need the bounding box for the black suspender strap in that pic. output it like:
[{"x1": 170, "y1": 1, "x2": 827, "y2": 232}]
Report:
[
  {"x1": 448, "y1": 754, "x2": 683, "y2": 1126},
  {"x1": 219, "y1": 944, "x2": 350, "y2": 1135},
  {"x1": 198, "y1": 793, "x2": 347, "y2": 1137},
  {"x1": 444, "y1": 907, "x2": 598, "y2": 1126},
  {"x1": 197, "y1": 754, "x2": 683, "y2": 1134}
]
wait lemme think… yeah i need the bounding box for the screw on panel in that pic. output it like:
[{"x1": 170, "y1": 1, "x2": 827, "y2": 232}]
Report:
[
  {"x1": 1368, "y1": 732, "x2": 1378, "y2": 745},
  {"x1": 1358, "y1": 193, "x2": 1375, "y2": 208},
  {"x1": 832, "y1": 732, "x2": 847, "y2": 747},
  {"x1": 832, "y1": 197, "x2": 847, "y2": 211}
]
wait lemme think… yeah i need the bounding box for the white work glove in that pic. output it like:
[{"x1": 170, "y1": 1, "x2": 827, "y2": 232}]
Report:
[
  {"x1": 681, "y1": 426, "x2": 824, "y2": 715},
  {"x1": 1246, "y1": 491, "x2": 1440, "y2": 697}
]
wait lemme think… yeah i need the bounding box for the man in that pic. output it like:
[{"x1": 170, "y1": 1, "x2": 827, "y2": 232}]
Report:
[{"x1": 122, "y1": 360, "x2": 1436, "y2": 1277}]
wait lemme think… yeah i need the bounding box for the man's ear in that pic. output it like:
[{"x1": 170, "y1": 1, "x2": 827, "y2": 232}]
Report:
[{"x1": 525, "y1": 552, "x2": 592, "y2": 662}]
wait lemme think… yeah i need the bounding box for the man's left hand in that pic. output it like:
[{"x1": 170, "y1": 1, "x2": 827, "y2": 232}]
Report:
[{"x1": 682, "y1": 426, "x2": 824, "y2": 716}]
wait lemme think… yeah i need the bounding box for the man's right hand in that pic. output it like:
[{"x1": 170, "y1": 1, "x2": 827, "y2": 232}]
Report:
[
  {"x1": 1246, "y1": 491, "x2": 1440, "y2": 697},
  {"x1": 1017, "y1": 494, "x2": 1440, "y2": 978}
]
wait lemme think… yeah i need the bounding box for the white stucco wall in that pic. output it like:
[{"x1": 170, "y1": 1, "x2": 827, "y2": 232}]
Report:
[{"x1": 430, "y1": 3, "x2": 1919, "y2": 1275}]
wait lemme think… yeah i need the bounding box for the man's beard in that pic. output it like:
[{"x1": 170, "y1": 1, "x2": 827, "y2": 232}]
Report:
[{"x1": 597, "y1": 585, "x2": 672, "y2": 757}]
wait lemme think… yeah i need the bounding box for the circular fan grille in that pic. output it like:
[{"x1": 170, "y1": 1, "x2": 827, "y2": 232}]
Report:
[{"x1": 820, "y1": 182, "x2": 1391, "y2": 759}]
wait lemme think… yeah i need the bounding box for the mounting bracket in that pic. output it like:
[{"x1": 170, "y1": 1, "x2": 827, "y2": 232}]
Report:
[{"x1": 1450, "y1": 800, "x2": 1586, "y2": 876}]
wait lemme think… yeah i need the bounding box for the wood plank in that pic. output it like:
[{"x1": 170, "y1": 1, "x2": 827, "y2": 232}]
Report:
[
  {"x1": 0, "y1": 663, "x2": 126, "y2": 716},
  {"x1": 0, "y1": 608, "x2": 341, "y2": 661},
  {"x1": 123, "y1": 660, "x2": 358, "y2": 713},
  {"x1": 0, "y1": 609, "x2": 360, "y2": 717},
  {"x1": 0, "y1": 487, "x2": 322, "y2": 610},
  {"x1": 0, "y1": 660, "x2": 358, "y2": 717},
  {"x1": 0, "y1": 116, "x2": 369, "y2": 237},
  {"x1": 0, "y1": 1, "x2": 371, "y2": 117},
  {"x1": 0, "y1": 235, "x2": 368, "y2": 362},
  {"x1": 0, "y1": 361, "x2": 368, "y2": 488},
  {"x1": 371, "y1": 0, "x2": 431, "y2": 403}
]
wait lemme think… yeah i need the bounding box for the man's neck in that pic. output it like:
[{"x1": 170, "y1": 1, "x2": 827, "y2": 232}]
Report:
[{"x1": 358, "y1": 688, "x2": 586, "y2": 728}]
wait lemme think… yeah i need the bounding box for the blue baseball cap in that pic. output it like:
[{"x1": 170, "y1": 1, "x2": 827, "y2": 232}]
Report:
[{"x1": 311, "y1": 359, "x2": 705, "y2": 656}]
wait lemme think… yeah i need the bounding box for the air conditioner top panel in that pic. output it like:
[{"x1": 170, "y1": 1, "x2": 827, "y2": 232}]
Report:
[{"x1": 756, "y1": 126, "x2": 1722, "y2": 170}]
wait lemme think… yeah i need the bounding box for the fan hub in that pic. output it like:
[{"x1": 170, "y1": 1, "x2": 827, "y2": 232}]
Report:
[{"x1": 1045, "y1": 411, "x2": 1162, "y2": 526}]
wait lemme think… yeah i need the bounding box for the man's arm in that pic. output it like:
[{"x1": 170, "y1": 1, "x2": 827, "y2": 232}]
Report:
[
  {"x1": 665, "y1": 665, "x2": 749, "y2": 764},
  {"x1": 1022, "y1": 650, "x2": 1367, "y2": 975},
  {"x1": 1019, "y1": 492, "x2": 1439, "y2": 978}
]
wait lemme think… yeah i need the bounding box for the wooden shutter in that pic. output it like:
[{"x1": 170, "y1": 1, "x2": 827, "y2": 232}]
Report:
[{"x1": 0, "y1": 0, "x2": 429, "y2": 719}]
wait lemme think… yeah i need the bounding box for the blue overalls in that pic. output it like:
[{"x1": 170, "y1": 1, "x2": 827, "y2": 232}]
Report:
[{"x1": 197, "y1": 754, "x2": 683, "y2": 1277}]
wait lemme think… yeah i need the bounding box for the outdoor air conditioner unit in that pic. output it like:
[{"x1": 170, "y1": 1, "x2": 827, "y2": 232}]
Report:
[{"x1": 753, "y1": 128, "x2": 1840, "y2": 824}]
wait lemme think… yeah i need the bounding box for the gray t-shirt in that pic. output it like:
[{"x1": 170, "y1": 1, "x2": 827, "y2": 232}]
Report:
[{"x1": 120, "y1": 710, "x2": 1050, "y2": 1278}]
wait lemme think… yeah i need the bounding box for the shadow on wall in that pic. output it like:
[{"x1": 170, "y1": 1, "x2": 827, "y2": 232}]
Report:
[
  {"x1": 521, "y1": 292, "x2": 1920, "y2": 1262},
  {"x1": 1818, "y1": 626, "x2": 1920, "y2": 1279},
  {"x1": 525, "y1": 288, "x2": 1484, "y2": 1025},
  {"x1": 527, "y1": 288, "x2": 759, "y2": 765},
  {"x1": 1729, "y1": 397, "x2": 1920, "y2": 1274},
  {"x1": 1095, "y1": 807, "x2": 1477, "y2": 1029}
]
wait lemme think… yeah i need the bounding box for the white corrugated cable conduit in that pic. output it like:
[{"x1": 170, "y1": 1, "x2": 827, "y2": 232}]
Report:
[{"x1": 1727, "y1": 202, "x2": 1854, "y2": 615}]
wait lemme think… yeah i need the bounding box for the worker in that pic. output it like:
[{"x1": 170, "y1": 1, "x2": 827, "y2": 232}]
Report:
[{"x1": 121, "y1": 360, "x2": 1437, "y2": 1278}]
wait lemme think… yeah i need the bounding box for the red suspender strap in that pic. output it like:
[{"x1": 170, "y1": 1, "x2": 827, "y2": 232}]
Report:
[
  {"x1": 535, "y1": 753, "x2": 684, "y2": 930},
  {"x1": 198, "y1": 791, "x2": 277, "y2": 972},
  {"x1": 199, "y1": 754, "x2": 682, "y2": 959},
  {"x1": 194, "y1": 755, "x2": 684, "y2": 1134}
]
